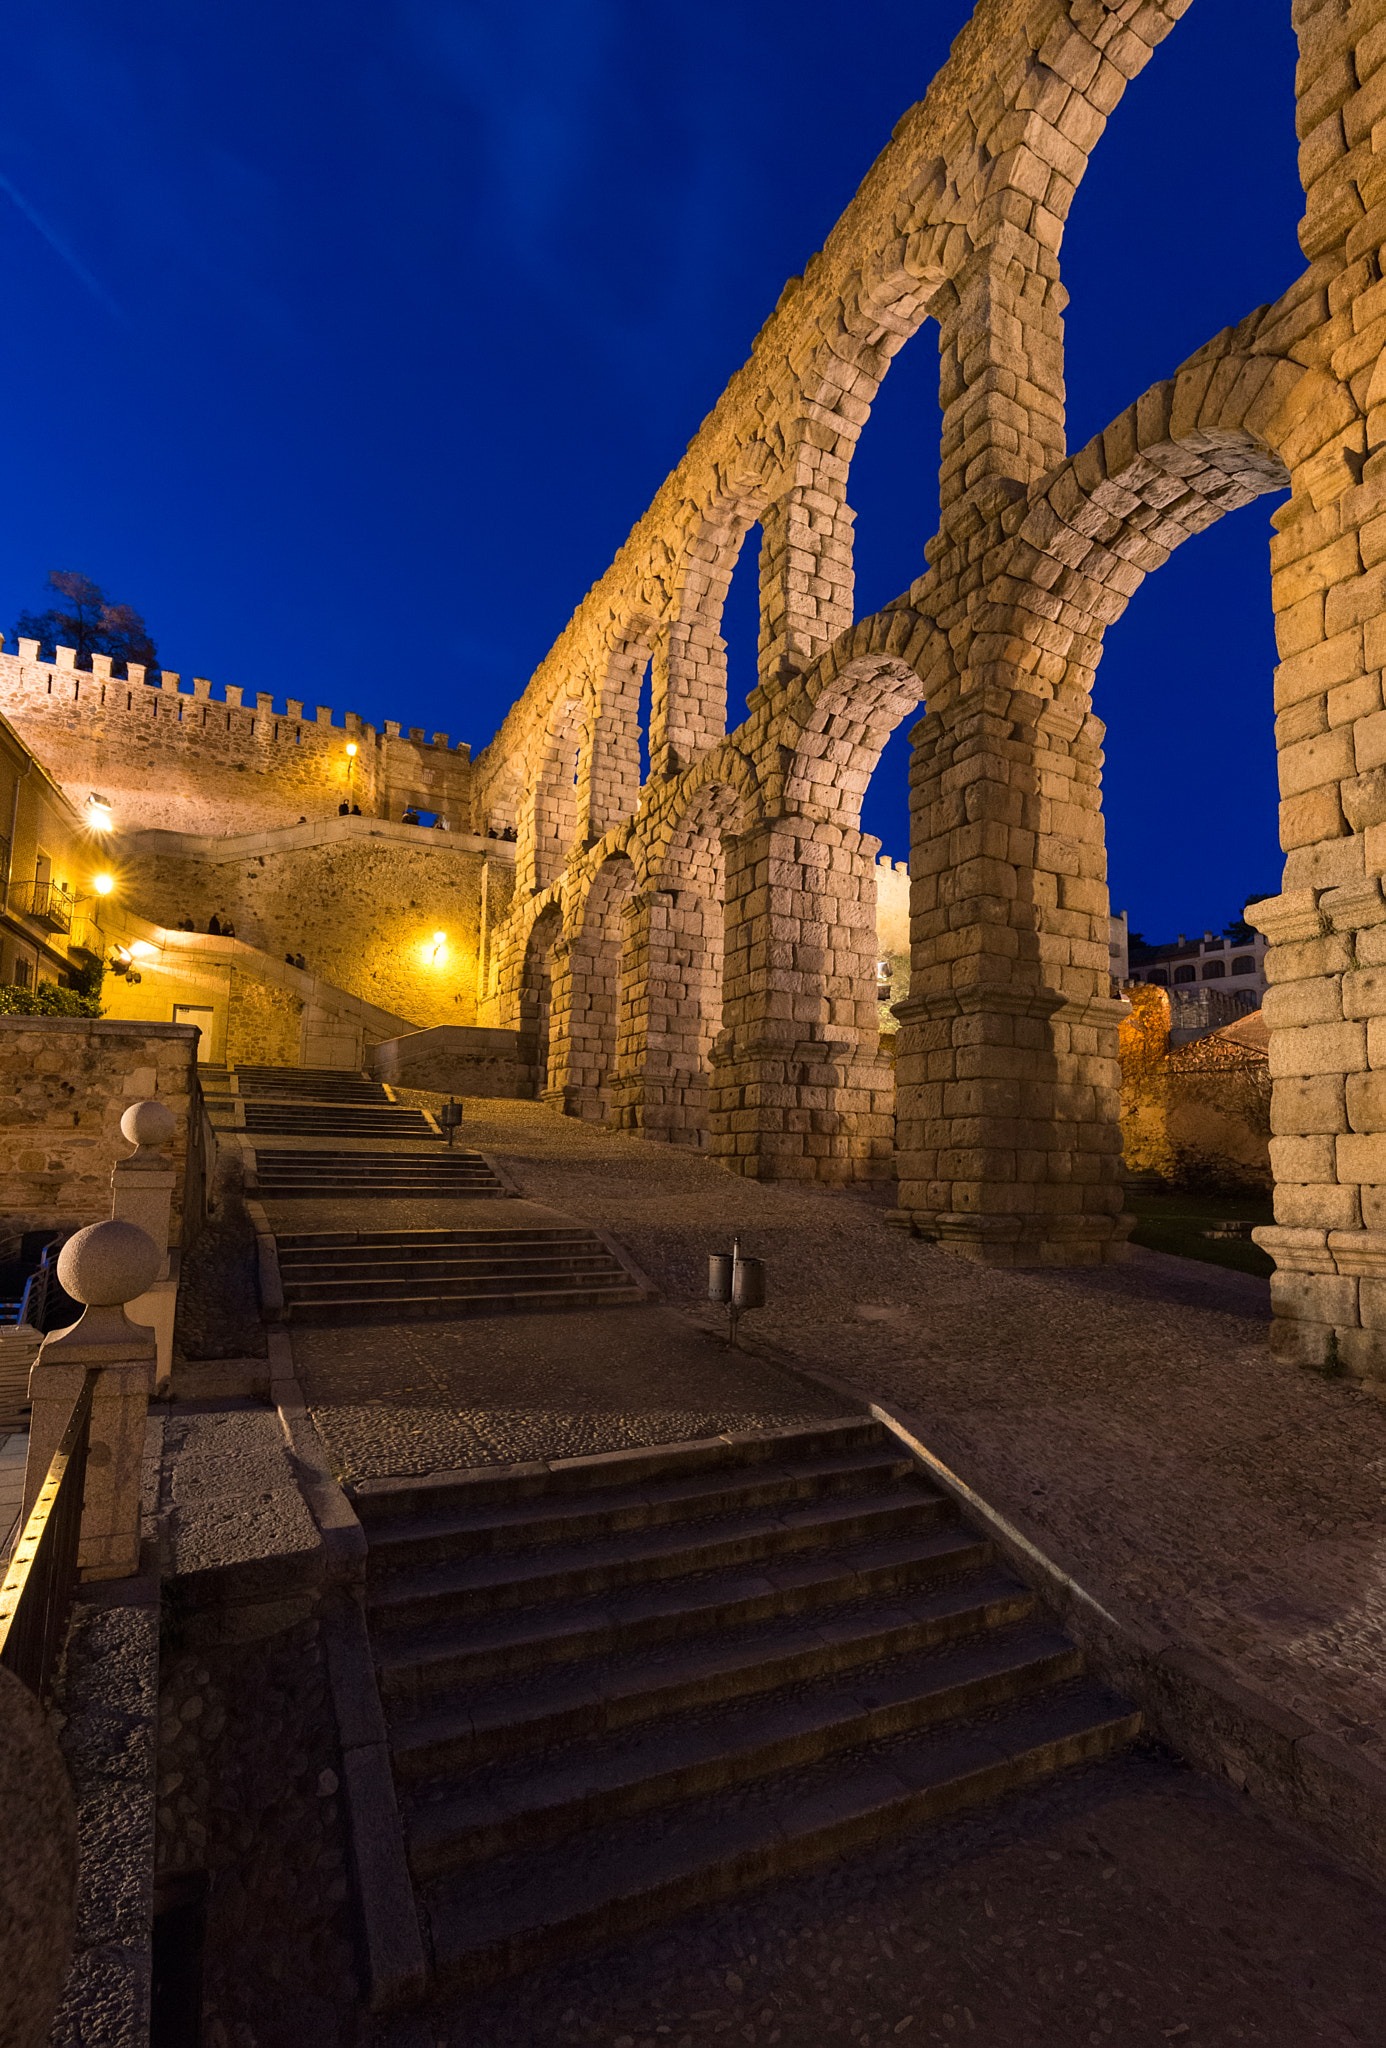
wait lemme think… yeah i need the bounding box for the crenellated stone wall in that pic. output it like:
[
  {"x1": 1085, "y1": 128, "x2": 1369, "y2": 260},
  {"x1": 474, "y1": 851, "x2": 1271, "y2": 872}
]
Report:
[{"x1": 0, "y1": 645, "x2": 472, "y2": 839}]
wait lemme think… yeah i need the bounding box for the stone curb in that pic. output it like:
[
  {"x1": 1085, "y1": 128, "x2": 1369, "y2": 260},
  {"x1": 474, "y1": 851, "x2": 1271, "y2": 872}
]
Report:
[
  {"x1": 245, "y1": 1197, "x2": 284, "y2": 1320},
  {"x1": 588, "y1": 1225, "x2": 661, "y2": 1300},
  {"x1": 266, "y1": 1327, "x2": 365, "y2": 1585},
  {"x1": 267, "y1": 1328, "x2": 427, "y2": 2010},
  {"x1": 734, "y1": 1332, "x2": 1386, "y2": 1893},
  {"x1": 323, "y1": 1600, "x2": 429, "y2": 2013},
  {"x1": 475, "y1": 1149, "x2": 522, "y2": 1198}
]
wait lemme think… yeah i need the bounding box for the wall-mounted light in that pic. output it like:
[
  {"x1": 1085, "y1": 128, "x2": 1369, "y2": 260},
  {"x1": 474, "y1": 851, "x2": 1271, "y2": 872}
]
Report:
[
  {"x1": 430, "y1": 929, "x2": 447, "y2": 963},
  {"x1": 93, "y1": 873, "x2": 114, "y2": 897},
  {"x1": 346, "y1": 742, "x2": 358, "y2": 758},
  {"x1": 86, "y1": 793, "x2": 113, "y2": 825}
]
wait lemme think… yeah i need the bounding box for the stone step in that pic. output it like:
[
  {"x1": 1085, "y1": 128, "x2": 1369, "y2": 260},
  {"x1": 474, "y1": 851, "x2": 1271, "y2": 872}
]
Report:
[
  {"x1": 244, "y1": 1111, "x2": 438, "y2": 1137},
  {"x1": 391, "y1": 1567, "x2": 1039, "y2": 1785},
  {"x1": 352, "y1": 1418, "x2": 886, "y2": 1524},
  {"x1": 367, "y1": 1483, "x2": 952, "y2": 1631},
  {"x1": 277, "y1": 1247, "x2": 616, "y2": 1281},
  {"x1": 420, "y1": 1680, "x2": 1141, "y2": 1991},
  {"x1": 374, "y1": 1523, "x2": 992, "y2": 1698},
  {"x1": 282, "y1": 1282, "x2": 646, "y2": 1325},
  {"x1": 276, "y1": 1227, "x2": 605, "y2": 1250},
  {"x1": 280, "y1": 1261, "x2": 632, "y2": 1303},
  {"x1": 362, "y1": 1444, "x2": 917, "y2": 1573}
]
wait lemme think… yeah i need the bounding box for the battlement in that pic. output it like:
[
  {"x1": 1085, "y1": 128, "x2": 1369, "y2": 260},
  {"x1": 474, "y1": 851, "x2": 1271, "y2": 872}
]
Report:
[
  {"x1": 4, "y1": 636, "x2": 471, "y2": 758},
  {"x1": 0, "y1": 636, "x2": 477, "y2": 841}
]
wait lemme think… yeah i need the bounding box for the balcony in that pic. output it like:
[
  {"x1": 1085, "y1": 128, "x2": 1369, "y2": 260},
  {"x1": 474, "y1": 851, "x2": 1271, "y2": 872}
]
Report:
[
  {"x1": 66, "y1": 913, "x2": 101, "y2": 956},
  {"x1": 14, "y1": 882, "x2": 72, "y2": 934}
]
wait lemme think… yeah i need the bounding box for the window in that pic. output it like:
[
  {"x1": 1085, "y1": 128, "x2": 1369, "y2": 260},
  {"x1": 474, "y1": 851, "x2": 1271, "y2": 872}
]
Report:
[
  {"x1": 1148, "y1": 969, "x2": 1169, "y2": 986},
  {"x1": 1173, "y1": 965, "x2": 1196, "y2": 983},
  {"x1": 1202, "y1": 960, "x2": 1225, "y2": 979},
  {"x1": 1231, "y1": 955, "x2": 1256, "y2": 975}
]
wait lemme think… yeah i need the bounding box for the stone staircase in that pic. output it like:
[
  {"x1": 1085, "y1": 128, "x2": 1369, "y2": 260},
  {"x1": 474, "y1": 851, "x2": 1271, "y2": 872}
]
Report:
[
  {"x1": 276, "y1": 1225, "x2": 646, "y2": 1323},
  {"x1": 353, "y1": 1418, "x2": 1141, "y2": 1994},
  {"x1": 253, "y1": 1148, "x2": 502, "y2": 1199},
  {"x1": 243, "y1": 1099, "x2": 438, "y2": 1139},
  {"x1": 233, "y1": 1063, "x2": 392, "y2": 1103},
  {"x1": 211, "y1": 1062, "x2": 441, "y2": 1140}
]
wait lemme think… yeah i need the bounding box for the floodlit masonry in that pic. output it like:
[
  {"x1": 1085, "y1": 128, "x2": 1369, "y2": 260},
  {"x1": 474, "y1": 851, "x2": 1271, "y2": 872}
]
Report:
[{"x1": 5, "y1": 0, "x2": 1386, "y2": 1378}]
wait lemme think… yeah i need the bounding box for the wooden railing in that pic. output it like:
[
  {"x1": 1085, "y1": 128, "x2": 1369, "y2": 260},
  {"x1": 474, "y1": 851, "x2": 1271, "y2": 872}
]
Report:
[{"x1": 0, "y1": 1368, "x2": 97, "y2": 1700}]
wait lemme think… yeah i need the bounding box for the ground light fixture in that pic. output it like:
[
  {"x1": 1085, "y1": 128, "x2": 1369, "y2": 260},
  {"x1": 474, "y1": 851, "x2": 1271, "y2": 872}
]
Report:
[
  {"x1": 708, "y1": 1235, "x2": 767, "y2": 1349},
  {"x1": 108, "y1": 946, "x2": 141, "y2": 984}
]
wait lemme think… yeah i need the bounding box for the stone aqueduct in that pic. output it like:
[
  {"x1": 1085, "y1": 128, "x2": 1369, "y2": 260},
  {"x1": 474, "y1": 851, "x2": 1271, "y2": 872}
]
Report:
[{"x1": 459, "y1": 0, "x2": 1386, "y2": 1373}]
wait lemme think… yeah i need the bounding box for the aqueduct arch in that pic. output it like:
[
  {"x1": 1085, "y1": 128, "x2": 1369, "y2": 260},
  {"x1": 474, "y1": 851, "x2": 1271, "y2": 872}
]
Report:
[{"x1": 469, "y1": 0, "x2": 1386, "y2": 1377}]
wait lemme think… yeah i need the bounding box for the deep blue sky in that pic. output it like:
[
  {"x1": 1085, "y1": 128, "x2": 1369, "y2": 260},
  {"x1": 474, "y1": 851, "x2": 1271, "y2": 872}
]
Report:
[{"x1": 0, "y1": 1, "x2": 1301, "y2": 941}]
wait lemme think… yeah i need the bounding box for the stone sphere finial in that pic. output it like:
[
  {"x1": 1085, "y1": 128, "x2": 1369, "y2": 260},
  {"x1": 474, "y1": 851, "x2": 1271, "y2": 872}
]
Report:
[
  {"x1": 56, "y1": 1220, "x2": 162, "y2": 1307},
  {"x1": 120, "y1": 1098, "x2": 175, "y2": 1155}
]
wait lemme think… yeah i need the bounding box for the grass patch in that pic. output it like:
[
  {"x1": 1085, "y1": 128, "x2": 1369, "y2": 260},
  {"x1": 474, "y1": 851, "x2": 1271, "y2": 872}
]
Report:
[{"x1": 1125, "y1": 1190, "x2": 1274, "y2": 1279}]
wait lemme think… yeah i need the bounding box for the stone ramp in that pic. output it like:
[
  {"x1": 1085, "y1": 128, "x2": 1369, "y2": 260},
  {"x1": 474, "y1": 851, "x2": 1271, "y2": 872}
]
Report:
[{"x1": 351, "y1": 1418, "x2": 1139, "y2": 1994}]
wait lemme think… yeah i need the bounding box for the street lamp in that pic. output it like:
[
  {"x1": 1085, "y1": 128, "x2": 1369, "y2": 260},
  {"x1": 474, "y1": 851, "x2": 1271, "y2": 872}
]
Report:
[{"x1": 92, "y1": 873, "x2": 114, "y2": 897}]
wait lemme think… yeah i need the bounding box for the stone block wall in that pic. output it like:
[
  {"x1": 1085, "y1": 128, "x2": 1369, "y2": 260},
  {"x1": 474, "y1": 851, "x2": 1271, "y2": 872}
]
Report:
[
  {"x1": 117, "y1": 836, "x2": 485, "y2": 1032},
  {"x1": 0, "y1": 1018, "x2": 202, "y2": 1249},
  {"x1": 372, "y1": 1024, "x2": 535, "y2": 1097},
  {"x1": 225, "y1": 973, "x2": 302, "y2": 1068}
]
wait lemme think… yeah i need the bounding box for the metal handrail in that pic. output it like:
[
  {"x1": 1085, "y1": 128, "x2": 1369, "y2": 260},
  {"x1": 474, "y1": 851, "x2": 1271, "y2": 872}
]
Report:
[
  {"x1": 0, "y1": 1368, "x2": 97, "y2": 1700},
  {"x1": 13, "y1": 881, "x2": 73, "y2": 933}
]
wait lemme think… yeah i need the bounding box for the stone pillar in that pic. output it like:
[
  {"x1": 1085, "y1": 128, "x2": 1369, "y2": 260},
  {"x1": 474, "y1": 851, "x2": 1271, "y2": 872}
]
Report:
[
  {"x1": 709, "y1": 815, "x2": 893, "y2": 1183},
  {"x1": 608, "y1": 888, "x2": 712, "y2": 1142},
  {"x1": 540, "y1": 932, "x2": 577, "y2": 1114},
  {"x1": 1239, "y1": 0, "x2": 1386, "y2": 1382},
  {"x1": 756, "y1": 487, "x2": 855, "y2": 692},
  {"x1": 110, "y1": 1099, "x2": 179, "y2": 1390},
  {"x1": 894, "y1": 683, "x2": 1130, "y2": 1265},
  {"x1": 24, "y1": 1221, "x2": 161, "y2": 1580}
]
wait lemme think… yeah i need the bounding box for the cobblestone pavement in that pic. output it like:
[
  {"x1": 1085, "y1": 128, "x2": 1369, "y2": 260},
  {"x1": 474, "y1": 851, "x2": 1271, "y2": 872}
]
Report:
[
  {"x1": 289, "y1": 1304, "x2": 841, "y2": 1479},
  {"x1": 376, "y1": 1746, "x2": 1386, "y2": 2048},
  {"x1": 174, "y1": 1147, "x2": 267, "y2": 1362},
  {"x1": 156, "y1": 1619, "x2": 360, "y2": 2047},
  {"x1": 389, "y1": 1097, "x2": 1386, "y2": 1754}
]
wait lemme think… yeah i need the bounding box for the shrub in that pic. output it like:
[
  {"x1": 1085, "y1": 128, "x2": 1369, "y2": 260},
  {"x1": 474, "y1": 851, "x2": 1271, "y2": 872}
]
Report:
[{"x1": 0, "y1": 980, "x2": 102, "y2": 1017}]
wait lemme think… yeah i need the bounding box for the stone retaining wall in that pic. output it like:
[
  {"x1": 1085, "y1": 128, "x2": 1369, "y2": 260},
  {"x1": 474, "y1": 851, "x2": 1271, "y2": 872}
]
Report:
[{"x1": 0, "y1": 1017, "x2": 202, "y2": 1248}]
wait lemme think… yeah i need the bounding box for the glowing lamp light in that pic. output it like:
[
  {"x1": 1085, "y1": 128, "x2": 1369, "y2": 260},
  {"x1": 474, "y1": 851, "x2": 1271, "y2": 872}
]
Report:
[
  {"x1": 93, "y1": 873, "x2": 114, "y2": 896},
  {"x1": 346, "y1": 742, "x2": 358, "y2": 758},
  {"x1": 430, "y1": 929, "x2": 447, "y2": 963},
  {"x1": 86, "y1": 792, "x2": 113, "y2": 822},
  {"x1": 130, "y1": 940, "x2": 156, "y2": 959}
]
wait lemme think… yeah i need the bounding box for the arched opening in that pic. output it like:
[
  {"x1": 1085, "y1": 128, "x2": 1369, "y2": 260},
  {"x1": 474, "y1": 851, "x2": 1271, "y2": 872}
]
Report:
[
  {"x1": 567, "y1": 851, "x2": 636, "y2": 1120},
  {"x1": 717, "y1": 519, "x2": 763, "y2": 722},
  {"x1": 844, "y1": 328, "x2": 942, "y2": 866},
  {"x1": 659, "y1": 501, "x2": 761, "y2": 776},
  {"x1": 519, "y1": 902, "x2": 562, "y2": 1097}
]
